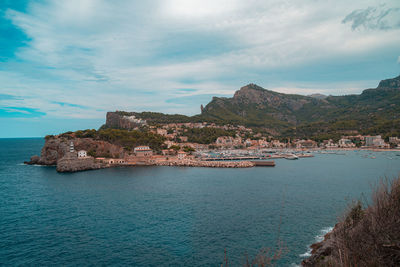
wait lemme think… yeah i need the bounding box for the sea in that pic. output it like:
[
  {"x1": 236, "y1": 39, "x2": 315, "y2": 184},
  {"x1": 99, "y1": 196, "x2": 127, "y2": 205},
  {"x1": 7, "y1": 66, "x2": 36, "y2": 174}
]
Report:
[{"x1": 1, "y1": 138, "x2": 400, "y2": 266}]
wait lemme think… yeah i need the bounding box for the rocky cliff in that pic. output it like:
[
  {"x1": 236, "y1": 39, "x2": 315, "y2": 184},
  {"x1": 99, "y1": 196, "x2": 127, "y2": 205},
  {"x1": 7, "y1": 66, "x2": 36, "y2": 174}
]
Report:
[
  {"x1": 105, "y1": 112, "x2": 143, "y2": 130},
  {"x1": 26, "y1": 137, "x2": 124, "y2": 166},
  {"x1": 377, "y1": 74, "x2": 400, "y2": 89}
]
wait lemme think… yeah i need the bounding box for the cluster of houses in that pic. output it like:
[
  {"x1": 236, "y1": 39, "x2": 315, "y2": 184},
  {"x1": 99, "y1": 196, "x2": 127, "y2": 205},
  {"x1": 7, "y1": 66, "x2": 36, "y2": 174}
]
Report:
[
  {"x1": 69, "y1": 141, "x2": 190, "y2": 166},
  {"x1": 160, "y1": 133, "x2": 398, "y2": 151},
  {"x1": 151, "y1": 122, "x2": 254, "y2": 142},
  {"x1": 148, "y1": 122, "x2": 399, "y2": 150}
]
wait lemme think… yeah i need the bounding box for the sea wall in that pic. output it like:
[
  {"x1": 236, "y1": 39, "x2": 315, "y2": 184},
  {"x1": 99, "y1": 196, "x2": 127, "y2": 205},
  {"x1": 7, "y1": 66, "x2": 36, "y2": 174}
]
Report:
[{"x1": 56, "y1": 154, "x2": 105, "y2": 172}]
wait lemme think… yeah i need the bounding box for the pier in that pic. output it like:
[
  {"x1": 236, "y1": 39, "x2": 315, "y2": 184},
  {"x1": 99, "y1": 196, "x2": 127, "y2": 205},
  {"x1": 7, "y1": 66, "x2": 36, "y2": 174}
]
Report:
[
  {"x1": 250, "y1": 161, "x2": 275, "y2": 167},
  {"x1": 202, "y1": 156, "x2": 269, "y2": 161}
]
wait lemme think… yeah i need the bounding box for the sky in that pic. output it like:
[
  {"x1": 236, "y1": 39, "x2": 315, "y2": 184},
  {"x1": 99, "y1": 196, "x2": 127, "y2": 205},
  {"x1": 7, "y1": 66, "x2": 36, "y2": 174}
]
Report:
[{"x1": 1, "y1": 0, "x2": 400, "y2": 137}]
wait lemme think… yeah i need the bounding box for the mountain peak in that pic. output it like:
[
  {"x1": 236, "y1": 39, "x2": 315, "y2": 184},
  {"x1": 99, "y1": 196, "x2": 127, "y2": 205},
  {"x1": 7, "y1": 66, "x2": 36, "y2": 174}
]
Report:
[
  {"x1": 239, "y1": 83, "x2": 266, "y2": 91},
  {"x1": 377, "y1": 75, "x2": 400, "y2": 89}
]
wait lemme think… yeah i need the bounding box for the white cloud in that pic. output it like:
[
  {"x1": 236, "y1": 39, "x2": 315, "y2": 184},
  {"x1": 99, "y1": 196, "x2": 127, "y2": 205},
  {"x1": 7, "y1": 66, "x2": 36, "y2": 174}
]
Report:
[{"x1": 2, "y1": 0, "x2": 400, "y2": 119}]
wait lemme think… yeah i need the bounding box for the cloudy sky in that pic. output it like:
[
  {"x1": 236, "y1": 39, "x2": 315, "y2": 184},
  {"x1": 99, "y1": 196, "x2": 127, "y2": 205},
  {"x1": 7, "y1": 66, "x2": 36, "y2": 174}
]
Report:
[{"x1": 1, "y1": 0, "x2": 400, "y2": 137}]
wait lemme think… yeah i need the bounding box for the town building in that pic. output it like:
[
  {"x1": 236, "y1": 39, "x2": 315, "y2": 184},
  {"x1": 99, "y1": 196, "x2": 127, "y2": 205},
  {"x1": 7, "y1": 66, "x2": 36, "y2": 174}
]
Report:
[
  {"x1": 338, "y1": 138, "x2": 355, "y2": 148},
  {"x1": 389, "y1": 137, "x2": 400, "y2": 145},
  {"x1": 177, "y1": 151, "x2": 187, "y2": 160},
  {"x1": 134, "y1": 146, "x2": 153, "y2": 157},
  {"x1": 295, "y1": 139, "x2": 317, "y2": 149},
  {"x1": 105, "y1": 158, "x2": 125, "y2": 164},
  {"x1": 77, "y1": 150, "x2": 87, "y2": 158},
  {"x1": 156, "y1": 128, "x2": 168, "y2": 136},
  {"x1": 365, "y1": 135, "x2": 387, "y2": 148},
  {"x1": 271, "y1": 140, "x2": 287, "y2": 148},
  {"x1": 321, "y1": 139, "x2": 338, "y2": 149},
  {"x1": 179, "y1": 136, "x2": 188, "y2": 142}
]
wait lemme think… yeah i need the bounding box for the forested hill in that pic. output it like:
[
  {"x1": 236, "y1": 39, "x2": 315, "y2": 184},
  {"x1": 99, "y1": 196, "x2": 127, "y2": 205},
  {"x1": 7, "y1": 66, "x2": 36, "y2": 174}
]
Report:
[{"x1": 103, "y1": 75, "x2": 400, "y2": 139}]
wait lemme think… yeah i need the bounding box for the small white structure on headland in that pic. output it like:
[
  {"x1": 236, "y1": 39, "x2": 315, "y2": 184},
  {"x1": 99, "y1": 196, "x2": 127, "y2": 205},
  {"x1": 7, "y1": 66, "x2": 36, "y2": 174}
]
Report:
[{"x1": 78, "y1": 150, "x2": 87, "y2": 158}]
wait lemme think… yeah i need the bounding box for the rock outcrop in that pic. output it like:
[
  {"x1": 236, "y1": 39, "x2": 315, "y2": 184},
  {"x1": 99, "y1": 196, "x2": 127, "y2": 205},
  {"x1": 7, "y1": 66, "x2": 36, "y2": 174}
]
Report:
[
  {"x1": 28, "y1": 137, "x2": 124, "y2": 166},
  {"x1": 25, "y1": 136, "x2": 125, "y2": 172},
  {"x1": 377, "y1": 74, "x2": 400, "y2": 89},
  {"x1": 301, "y1": 228, "x2": 335, "y2": 266},
  {"x1": 105, "y1": 112, "x2": 145, "y2": 130}
]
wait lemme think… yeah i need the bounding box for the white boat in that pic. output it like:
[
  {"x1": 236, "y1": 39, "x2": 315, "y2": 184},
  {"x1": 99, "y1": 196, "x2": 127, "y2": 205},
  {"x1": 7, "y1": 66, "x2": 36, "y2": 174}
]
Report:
[{"x1": 285, "y1": 154, "x2": 299, "y2": 160}]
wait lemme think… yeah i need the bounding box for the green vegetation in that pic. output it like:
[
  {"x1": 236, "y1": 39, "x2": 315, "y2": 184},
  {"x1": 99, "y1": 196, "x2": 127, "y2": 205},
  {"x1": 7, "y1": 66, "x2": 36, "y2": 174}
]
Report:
[
  {"x1": 169, "y1": 145, "x2": 181, "y2": 151},
  {"x1": 98, "y1": 129, "x2": 165, "y2": 152},
  {"x1": 45, "y1": 135, "x2": 54, "y2": 140},
  {"x1": 87, "y1": 149, "x2": 96, "y2": 157},
  {"x1": 74, "y1": 129, "x2": 97, "y2": 138},
  {"x1": 182, "y1": 146, "x2": 195, "y2": 153},
  {"x1": 60, "y1": 128, "x2": 166, "y2": 152},
  {"x1": 182, "y1": 127, "x2": 236, "y2": 144}
]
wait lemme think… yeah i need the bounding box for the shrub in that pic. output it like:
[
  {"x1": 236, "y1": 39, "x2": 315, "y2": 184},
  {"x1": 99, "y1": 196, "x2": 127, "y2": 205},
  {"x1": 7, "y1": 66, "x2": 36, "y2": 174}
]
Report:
[{"x1": 330, "y1": 177, "x2": 400, "y2": 266}]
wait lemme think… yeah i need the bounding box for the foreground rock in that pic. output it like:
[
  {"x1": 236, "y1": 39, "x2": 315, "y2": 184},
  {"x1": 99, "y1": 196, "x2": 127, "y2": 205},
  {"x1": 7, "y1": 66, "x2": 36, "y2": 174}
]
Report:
[
  {"x1": 24, "y1": 155, "x2": 41, "y2": 165},
  {"x1": 301, "y1": 228, "x2": 335, "y2": 266}
]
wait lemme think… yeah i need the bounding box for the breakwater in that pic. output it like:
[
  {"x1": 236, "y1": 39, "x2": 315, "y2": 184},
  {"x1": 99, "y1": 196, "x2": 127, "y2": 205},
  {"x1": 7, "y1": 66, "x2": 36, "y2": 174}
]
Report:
[{"x1": 157, "y1": 159, "x2": 255, "y2": 168}]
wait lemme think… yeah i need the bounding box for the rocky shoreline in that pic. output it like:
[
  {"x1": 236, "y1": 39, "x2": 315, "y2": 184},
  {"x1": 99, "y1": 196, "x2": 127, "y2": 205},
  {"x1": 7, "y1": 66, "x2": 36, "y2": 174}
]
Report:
[{"x1": 301, "y1": 226, "x2": 336, "y2": 266}]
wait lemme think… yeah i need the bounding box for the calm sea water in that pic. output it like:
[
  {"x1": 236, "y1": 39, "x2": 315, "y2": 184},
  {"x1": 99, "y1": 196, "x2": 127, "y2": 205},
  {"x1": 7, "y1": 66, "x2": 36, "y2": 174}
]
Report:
[{"x1": 1, "y1": 138, "x2": 400, "y2": 266}]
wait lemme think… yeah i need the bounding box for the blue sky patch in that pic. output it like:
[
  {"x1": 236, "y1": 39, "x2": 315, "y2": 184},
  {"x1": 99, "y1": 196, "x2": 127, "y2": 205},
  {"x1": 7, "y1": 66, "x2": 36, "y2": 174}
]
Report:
[
  {"x1": 52, "y1": 102, "x2": 88, "y2": 109},
  {"x1": 0, "y1": 107, "x2": 45, "y2": 118}
]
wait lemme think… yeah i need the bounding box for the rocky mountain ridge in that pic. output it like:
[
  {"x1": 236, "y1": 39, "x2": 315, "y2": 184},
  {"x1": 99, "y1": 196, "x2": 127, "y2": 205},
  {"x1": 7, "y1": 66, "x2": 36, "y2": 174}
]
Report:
[{"x1": 200, "y1": 75, "x2": 400, "y2": 132}]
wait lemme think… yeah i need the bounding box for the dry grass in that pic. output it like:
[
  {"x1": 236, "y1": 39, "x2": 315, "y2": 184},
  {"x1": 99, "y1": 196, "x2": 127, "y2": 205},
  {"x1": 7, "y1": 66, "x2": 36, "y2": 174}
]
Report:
[{"x1": 330, "y1": 176, "x2": 400, "y2": 266}]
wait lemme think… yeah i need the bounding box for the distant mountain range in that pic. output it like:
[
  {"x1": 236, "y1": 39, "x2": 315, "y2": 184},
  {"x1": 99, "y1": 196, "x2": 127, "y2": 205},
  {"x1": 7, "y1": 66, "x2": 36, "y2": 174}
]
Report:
[{"x1": 104, "y1": 75, "x2": 400, "y2": 139}]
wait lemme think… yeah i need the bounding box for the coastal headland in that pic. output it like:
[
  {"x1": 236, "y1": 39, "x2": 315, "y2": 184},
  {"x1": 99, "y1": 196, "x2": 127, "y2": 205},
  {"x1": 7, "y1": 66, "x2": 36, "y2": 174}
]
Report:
[{"x1": 25, "y1": 136, "x2": 272, "y2": 172}]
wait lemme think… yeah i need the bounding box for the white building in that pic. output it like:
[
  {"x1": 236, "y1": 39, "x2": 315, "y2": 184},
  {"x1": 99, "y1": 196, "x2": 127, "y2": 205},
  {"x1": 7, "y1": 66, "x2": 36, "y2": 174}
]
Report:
[
  {"x1": 365, "y1": 135, "x2": 386, "y2": 147},
  {"x1": 77, "y1": 150, "x2": 87, "y2": 158},
  {"x1": 177, "y1": 151, "x2": 187, "y2": 160},
  {"x1": 338, "y1": 138, "x2": 355, "y2": 148}
]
